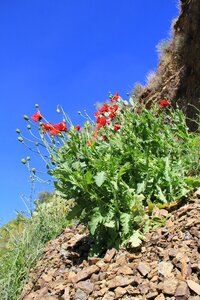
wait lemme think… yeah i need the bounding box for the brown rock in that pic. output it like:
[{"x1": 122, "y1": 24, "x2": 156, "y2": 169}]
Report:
[
  {"x1": 117, "y1": 265, "x2": 133, "y2": 275},
  {"x1": 187, "y1": 280, "x2": 200, "y2": 295},
  {"x1": 137, "y1": 262, "x2": 151, "y2": 276},
  {"x1": 158, "y1": 261, "x2": 173, "y2": 278},
  {"x1": 75, "y1": 288, "x2": 88, "y2": 300},
  {"x1": 108, "y1": 275, "x2": 136, "y2": 289},
  {"x1": 104, "y1": 248, "x2": 116, "y2": 263},
  {"x1": 102, "y1": 291, "x2": 115, "y2": 300},
  {"x1": 72, "y1": 265, "x2": 99, "y2": 283},
  {"x1": 139, "y1": 282, "x2": 149, "y2": 295},
  {"x1": 163, "y1": 279, "x2": 178, "y2": 295},
  {"x1": 115, "y1": 255, "x2": 127, "y2": 266},
  {"x1": 155, "y1": 294, "x2": 165, "y2": 300},
  {"x1": 75, "y1": 280, "x2": 95, "y2": 295},
  {"x1": 175, "y1": 281, "x2": 190, "y2": 299},
  {"x1": 114, "y1": 287, "x2": 127, "y2": 299},
  {"x1": 146, "y1": 291, "x2": 159, "y2": 299}
]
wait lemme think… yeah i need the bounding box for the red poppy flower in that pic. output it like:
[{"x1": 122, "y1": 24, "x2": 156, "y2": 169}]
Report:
[
  {"x1": 99, "y1": 103, "x2": 109, "y2": 113},
  {"x1": 96, "y1": 116, "x2": 107, "y2": 126},
  {"x1": 108, "y1": 111, "x2": 116, "y2": 119},
  {"x1": 42, "y1": 123, "x2": 52, "y2": 131},
  {"x1": 94, "y1": 111, "x2": 101, "y2": 118},
  {"x1": 50, "y1": 126, "x2": 60, "y2": 136},
  {"x1": 114, "y1": 124, "x2": 121, "y2": 131},
  {"x1": 76, "y1": 125, "x2": 81, "y2": 131},
  {"x1": 31, "y1": 111, "x2": 42, "y2": 122},
  {"x1": 160, "y1": 100, "x2": 170, "y2": 109},
  {"x1": 110, "y1": 92, "x2": 119, "y2": 103},
  {"x1": 112, "y1": 105, "x2": 119, "y2": 112},
  {"x1": 57, "y1": 122, "x2": 67, "y2": 131}
]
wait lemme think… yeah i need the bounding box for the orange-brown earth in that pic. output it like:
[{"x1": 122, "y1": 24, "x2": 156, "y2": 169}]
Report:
[{"x1": 20, "y1": 189, "x2": 200, "y2": 300}]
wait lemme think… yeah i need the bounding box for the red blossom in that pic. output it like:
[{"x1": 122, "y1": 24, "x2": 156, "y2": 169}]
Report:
[
  {"x1": 87, "y1": 140, "x2": 92, "y2": 146},
  {"x1": 76, "y1": 125, "x2": 81, "y2": 131},
  {"x1": 110, "y1": 92, "x2": 119, "y2": 103},
  {"x1": 108, "y1": 111, "x2": 116, "y2": 119},
  {"x1": 114, "y1": 124, "x2": 121, "y2": 131},
  {"x1": 94, "y1": 111, "x2": 101, "y2": 118},
  {"x1": 160, "y1": 100, "x2": 170, "y2": 109},
  {"x1": 31, "y1": 111, "x2": 42, "y2": 122},
  {"x1": 96, "y1": 116, "x2": 107, "y2": 126},
  {"x1": 42, "y1": 123, "x2": 52, "y2": 132},
  {"x1": 57, "y1": 122, "x2": 67, "y2": 131},
  {"x1": 99, "y1": 103, "x2": 109, "y2": 113}
]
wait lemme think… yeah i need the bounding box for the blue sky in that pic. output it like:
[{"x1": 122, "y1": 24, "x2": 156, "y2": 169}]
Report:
[{"x1": 0, "y1": 0, "x2": 178, "y2": 224}]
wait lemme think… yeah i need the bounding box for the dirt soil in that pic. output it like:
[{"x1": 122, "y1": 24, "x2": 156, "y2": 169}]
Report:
[{"x1": 20, "y1": 189, "x2": 200, "y2": 300}]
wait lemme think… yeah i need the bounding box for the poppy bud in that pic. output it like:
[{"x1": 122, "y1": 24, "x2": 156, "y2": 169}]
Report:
[
  {"x1": 21, "y1": 158, "x2": 26, "y2": 164},
  {"x1": 16, "y1": 128, "x2": 20, "y2": 134},
  {"x1": 23, "y1": 115, "x2": 29, "y2": 121},
  {"x1": 32, "y1": 168, "x2": 36, "y2": 174},
  {"x1": 56, "y1": 108, "x2": 60, "y2": 114},
  {"x1": 26, "y1": 156, "x2": 30, "y2": 161},
  {"x1": 27, "y1": 125, "x2": 31, "y2": 130},
  {"x1": 18, "y1": 137, "x2": 23, "y2": 142},
  {"x1": 35, "y1": 104, "x2": 39, "y2": 108},
  {"x1": 35, "y1": 142, "x2": 39, "y2": 146},
  {"x1": 78, "y1": 111, "x2": 81, "y2": 115}
]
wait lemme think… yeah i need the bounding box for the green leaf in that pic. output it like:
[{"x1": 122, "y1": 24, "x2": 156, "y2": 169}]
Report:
[
  {"x1": 66, "y1": 205, "x2": 83, "y2": 220},
  {"x1": 120, "y1": 213, "x2": 131, "y2": 236},
  {"x1": 129, "y1": 230, "x2": 143, "y2": 248},
  {"x1": 85, "y1": 171, "x2": 93, "y2": 184},
  {"x1": 94, "y1": 171, "x2": 106, "y2": 187},
  {"x1": 156, "y1": 185, "x2": 167, "y2": 203},
  {"x1": 88, "y1": 208, "x2": 103, "y2": 235}
]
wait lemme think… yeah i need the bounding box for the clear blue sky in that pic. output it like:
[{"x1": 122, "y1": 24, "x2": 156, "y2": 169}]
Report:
[{"x1": 0, "y1": 0, "x2": 178, "y2": 224}]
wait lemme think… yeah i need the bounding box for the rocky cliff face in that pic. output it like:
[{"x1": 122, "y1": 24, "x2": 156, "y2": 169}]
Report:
[{"x1": 139, "y1": 0, "x2": 200, "y2": 130}]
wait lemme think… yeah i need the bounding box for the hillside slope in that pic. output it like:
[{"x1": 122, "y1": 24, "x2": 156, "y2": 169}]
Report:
[{"x1": 20, "y1": 191, "x2": 200, "y2": 299}]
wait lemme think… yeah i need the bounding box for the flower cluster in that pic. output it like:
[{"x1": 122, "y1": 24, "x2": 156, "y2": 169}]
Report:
[
  {"x1": 159, "y1": 99, "x2": 170, "y2": 109},
  {"x1": 31, "y1": 111, "x2": 67, "y2": 136}
]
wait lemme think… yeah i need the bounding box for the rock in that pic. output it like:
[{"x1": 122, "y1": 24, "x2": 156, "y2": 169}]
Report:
[
  {"x1": 187, "y1": 280, "x2": 200, "y2": 295},
  {"x1": 104, "y1": 248, "x2": 116, "y2": 263},
  {"x1": 114, "y1": 287, "x2": 127, "y2": 299},
  {"x1": 137, "y1": 262, "x2": 151, "y2": 276},
  {"x1": 146, "y1": 291, "x2": 159, "y2": 299},
  {"x1": 163, "y1": 279, "x2": 178, "y2": 295},
  {"x1": 139, "y1": 282, "x2": 149, "y2": 295},
  {"x1": 155, "y1": 295, "x2": 165, "y2": 300},
  {"x1": 175, "y1": 281, "x2": 190, "y2": 299},
  {"x1": 75, "y1": 288, "x2": 88, "y2": 300},
  {"x1": 117, "y1": 265, "x2": 133, "y2": 275},
  {"x1": 75, "y1": 280, "x2": 95, "y2": 295},
  {"x1": 102, "y1": 291, "x2": 115, "y2": 300},
  {"x1": 158, "y1": 261, "x2": 173, "y2": 278},
  {"x1": 72, "y1": 265, "x2": 99, "y2": 283},
  {"x1": 108, "y1": 275, "x2": 136, "y2": 289}
]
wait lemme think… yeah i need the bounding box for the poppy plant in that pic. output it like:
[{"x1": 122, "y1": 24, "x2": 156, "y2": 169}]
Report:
[
  {"x1": 76, "y1": 125, "x2": 81, "y2": 131},
  {"x1": 114, "y1": 124, "x2": 121, "y2": 131},
  {"x1": 96, "y1": 116, "x2": 107, "y2": 126},
  {"x1": 110, "y1": 92, "x2": 119, "y2": 103},
  {"x1": 31, "y1": 111, "x2": 42, "y2": 122},
  {"x1": 160, "y1": 100, "x2": 170, "y2": 109}
]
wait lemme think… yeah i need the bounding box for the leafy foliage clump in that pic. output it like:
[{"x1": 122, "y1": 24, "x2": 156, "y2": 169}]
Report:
[{"x1": 18, "y1": 95, "x2": 200, "y2": 255}]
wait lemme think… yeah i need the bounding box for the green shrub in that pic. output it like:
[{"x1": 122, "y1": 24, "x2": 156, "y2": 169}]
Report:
[{"x1": 18, "y1": 95, "x2": 200, "y2": 255}]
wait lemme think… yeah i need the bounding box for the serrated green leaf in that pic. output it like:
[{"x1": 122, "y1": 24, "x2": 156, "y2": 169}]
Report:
[
  {"x1": 88, "y1": 208, "x2": 103, "y2": 235},
  {"x1": 120, "y1": 213, "x2": 131, "y2": 236},
  {"x1": 129, "y1": 230, "x2": 143, "y2": 247},
  {"x1": 94, "y1": 171, "x2": 106, "y2": 187},
  {"x1": 85, "y1": 171, "x2": 93, "y2": 184}
]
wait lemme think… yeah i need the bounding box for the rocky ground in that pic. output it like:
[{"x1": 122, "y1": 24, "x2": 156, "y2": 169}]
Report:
[{"x1": 20, "y1": 190, "x2": 200, "y2": 300}]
